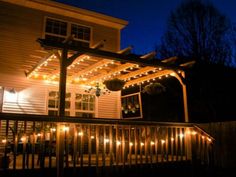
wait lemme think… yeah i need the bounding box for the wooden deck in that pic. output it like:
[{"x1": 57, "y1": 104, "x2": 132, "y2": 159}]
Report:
[
  {"x1": 7, "y1": 154, "x2": 187, "y2": 169},
  {"x1": 0, "y1": 113, "x2": 214, "y2": 177}
]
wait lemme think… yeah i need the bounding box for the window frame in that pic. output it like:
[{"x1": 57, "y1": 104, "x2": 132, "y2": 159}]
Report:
[
  {"x1": 46, "y1": 90, "x2": 96, "y2": 117},
  {"x1": 43, "y1": 16, "x2": 92, "y2": 46}
]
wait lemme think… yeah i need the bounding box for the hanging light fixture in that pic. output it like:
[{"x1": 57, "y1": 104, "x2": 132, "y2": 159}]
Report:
[{"x1": 85, "y1": 83, "x2": 110, "y2": 97}]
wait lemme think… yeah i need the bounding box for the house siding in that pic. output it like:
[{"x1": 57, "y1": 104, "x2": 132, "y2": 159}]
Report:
[{"x1": 0, "y1": 1, "x2": 122, "y2": 119}]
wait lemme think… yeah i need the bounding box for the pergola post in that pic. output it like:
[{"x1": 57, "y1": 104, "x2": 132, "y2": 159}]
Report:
[
  {"x1": 182, "y1": 83, "x2": 189, "y2": 122},
  {"x1": 173, "y1": 71, "x2": 189, "y2": 122},
  {"x1": 57, "y1": 47, "x2": 68, "y2": 177}
]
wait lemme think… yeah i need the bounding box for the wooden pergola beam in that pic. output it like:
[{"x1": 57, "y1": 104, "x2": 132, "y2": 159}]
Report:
[{"x1": 37, "y1": 38, "x2": 182, "y2": 71}]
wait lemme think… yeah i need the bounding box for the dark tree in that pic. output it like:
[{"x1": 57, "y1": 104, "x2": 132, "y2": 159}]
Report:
[
  {"x1": 158, "y1": 0, "x2": 234, "y2": 66},
  {"x1": 156, "y1": 1, "x2": 236, "y2": 122}
]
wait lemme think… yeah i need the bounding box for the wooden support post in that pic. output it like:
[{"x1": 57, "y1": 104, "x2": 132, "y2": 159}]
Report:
[
  {"x1": 182, "y1": 83, "x2": 189, "y2": 122},
  {"x1": 57, "y1": 46, "x2": 68, "y2": 177},
  {"x1": 56, "y1": 124, "x2": 65, "y2": 177},
  {"x1": 58, "y1": 48, "x2": 68, "y2": 117},
  {"x1": 185, "y1": 128, "x2": 192, "y2": 161},
  {"x1": 173, "y1": 71, "x2": 189, "y2": 122}
]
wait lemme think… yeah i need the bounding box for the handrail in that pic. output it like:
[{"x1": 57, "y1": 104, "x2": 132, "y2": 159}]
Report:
[{"x1": 0, "y1": 112, "x2": 194, "y2": 127}]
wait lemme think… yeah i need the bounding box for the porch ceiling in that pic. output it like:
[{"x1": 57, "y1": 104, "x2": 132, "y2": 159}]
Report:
[{"x1": 24, "y1": 38, "x2": 193, "y2": 89}]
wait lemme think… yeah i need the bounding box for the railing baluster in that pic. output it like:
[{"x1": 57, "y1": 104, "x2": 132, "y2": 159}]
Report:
[
  {"x1": 165, "y1": 127, "x2": 169, "y2": 162},
  {"x1": 144, "y1": 126, "x2": 148, "y2": 164},
  {"x1": 79, "y1": 124, "x2": 83, "y2": 168},
  {"x1": 175, "y1": 127, "x2": 179, "y2": 161},
  {"x1": 109, "y1": 125, "x2": 113, "y2": 167},
  {"x1": 95, "y1": 125, "x2": 99, "y2": 169},
  {"x1": 134, "y1": 127, "x2": 138, "y2": 166},
  {"x1": 22, "y1": 121, "x2": 27, "y2": 169},
  {"x1": 179, "y1": 128, "x2": 183, "y2": 161},
  {"x1": 4, "y1": 120, "x2": 9, "y2": 170},
  {"x1": 73, "y1": 125, "x2": 77, "y2": 172},
  {"x1": 139, "y1": 127, "x2": 143, "y2": 166},
  {"x1": 102, "y1": 126, "x2": 106, "y2": 167},
  {"x1": 88, "y1": 125, "x2": 92, "y2": 167},
  {"x1": 115, "y1": 125, "x2": 119, "y2": 166},
  {"x1": 155, "y1": 126, "x2": 158, "y2": 164},
  {"x1": 31, "y1": 121, "x2": 36, "y2": 169},
  {"x1": 150, "y1": 127, "x2": 153, "y2": 166},
  {"x1": 13, "y1": 120, "x2": 18, "y2": 170},
  {"x1": 128, "y1": 125, "x2": 131, "y2": 167},
  {"x1": 121, "y1": 126, "x2": 125, "y2": 167},
  {"x1": 171, "y1": 127, "x2": 174, "y2": 161}
]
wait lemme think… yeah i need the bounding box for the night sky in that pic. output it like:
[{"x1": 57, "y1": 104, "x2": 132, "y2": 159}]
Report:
[{"x1": 54, "y1": 0, "x2": 236, "y2": 55}]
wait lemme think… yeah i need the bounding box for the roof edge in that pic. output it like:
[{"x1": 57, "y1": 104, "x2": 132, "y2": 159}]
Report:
[{"x1": 1, "y1": 0, "x2": 128, "y2": 29}]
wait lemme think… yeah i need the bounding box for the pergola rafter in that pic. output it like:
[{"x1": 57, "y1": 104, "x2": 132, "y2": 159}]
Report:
[{"x1": 34, "y1": 38, "x2": 190, "y2": 123}]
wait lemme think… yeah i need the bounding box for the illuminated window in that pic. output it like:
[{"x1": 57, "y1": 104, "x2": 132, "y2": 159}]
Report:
[
  {"x1": 44, "y1": 17, "x2": 91, "y2": 47},
  {"x1": 47, "y1": 91, "x2": 95, "y2": 117},
  {"x1": 47, "y1": 91, "x2": 71, "y2": 116},
  {"x1": 75, "y1": 94, "x2": 95, "y2": 118}
]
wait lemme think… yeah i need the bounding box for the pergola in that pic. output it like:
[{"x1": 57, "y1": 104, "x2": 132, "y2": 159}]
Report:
[{"x1": 25, "y1": 37, "x2": 193, "y2": 123}]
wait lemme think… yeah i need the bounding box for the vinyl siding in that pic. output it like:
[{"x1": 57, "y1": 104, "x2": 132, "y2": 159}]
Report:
[{"x1": 0, "y1": 2, "x2": 121, "y2": 118}]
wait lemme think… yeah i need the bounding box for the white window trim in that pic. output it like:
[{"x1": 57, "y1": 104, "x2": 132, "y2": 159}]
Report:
[
  {"x1": 46, "y1": 89, "x2": 96, "y2": 117},
  {"x1": 42, "y1": 16, "x2": 92, "y2": 46}
]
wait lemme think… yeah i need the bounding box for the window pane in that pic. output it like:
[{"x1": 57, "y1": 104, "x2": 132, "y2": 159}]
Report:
[
  {"x1": 84, "y1": 94, "x2": 89, "y2": 101},
  {"x1": 66, "y1": 93, "x2": 71, "y2": 98},
  {"x1": 75, "y1": 112, "x2": 82, "y2": 117},
  {"x1": 75, "y1": 102, "x2": 81, "y2": 109},
  {"x1": 82, "y1": 103, "x2": 88, "y2": 110},
  {"x1": 65, "y1": 101, "x2": 70, "y2": 109},
  {"x1": 45, "y1": 18, "x2": 67, "y2": 36},
  {"x1": 65, "y1": 111, "x2": 70, "y2": 116},
  {"x1": 48, "y1": 100, "x2": 56, "y2": 108},
  {"x1": 89, "y1": 103, "x2": 94, "y2": 111},
  {"x1": 89, "y1": 96, "x2": 95, "y2": 102},
  {"x1": 49, "y1": 91, "x2": 57, "y2": 98},
  {"x1": 75, "y1": 112, "x2": 94, "y2": 118},
  {"x1": 48, "y1": 110, "x2": 58, "y2": 116},
  {"x1": 71, "y1": 24, "x2": 90, "y2": 42},
  {"x1": 75, "y1": 94, "x2": 82, "y2": 100}
]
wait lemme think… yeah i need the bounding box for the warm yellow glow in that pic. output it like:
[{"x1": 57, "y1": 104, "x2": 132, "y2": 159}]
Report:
[
  {"x1": 78, "y1": 132, "x2": 83, "y2": 136},
  {"x1": 185, "y1": 130, "x2": 191, "y2": 135},
  {"x1": 150, "y1": 141, "x2": 155, "y2": 146},
  {"x1": 104, "y1": 139, "x2": 109, "y2": 143},
  {"x1": 171, "y1": 137, "x2": 175, "y2": 141},
  {"x1": 179, "y1": 133, "x2": 184, "y2": 138},
  {"x1": 207, "y1": 137, "x2": 212, "y2": 142},
  {"x1": 2, "y1": 139, "x2": 7, "y2": 144},
  {"x1": 43, "y1": 75, "x2": 47, "y2": 79},
  {"x1": 161, "y1": 140, "x2": 165, "y2": 144},
  {"x1": 63, "y1": 126, "x2": 69, "y2": 132},
  {"x1": 51, "y1": 128, "x2": 56, "y2": 132},
  {"x1": 191, "y1": 131, "x2": 197, "y2": 135},
  {"x1": 34, "y1": 73, "x2": 39, "y2": 78},
  {"x1": 140, "y1": 142, "x2": 144, "y2": 146},
  {"x1": 37, "y1": 133, "x2": 41, "y2": 137},
  {"x1": 90, "y1": 136, "x2": 95, "y2": 139},
  {"x1": 129, "y1": 142, "x2": 133, "y2": 146},
  {"x1": 202, "y1": 136, "x2": 205, "y2": 139},
  {"x1": 21, "y1": 137, "x2": 26, "y2": 142},
  {"x1": 117, "y1": 141, "x2": 121, "y2": 146}
]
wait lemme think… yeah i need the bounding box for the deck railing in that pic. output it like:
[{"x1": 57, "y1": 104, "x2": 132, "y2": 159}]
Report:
[{"x1": 0, "y1": 113, "x2": 213, "y2": 171}]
